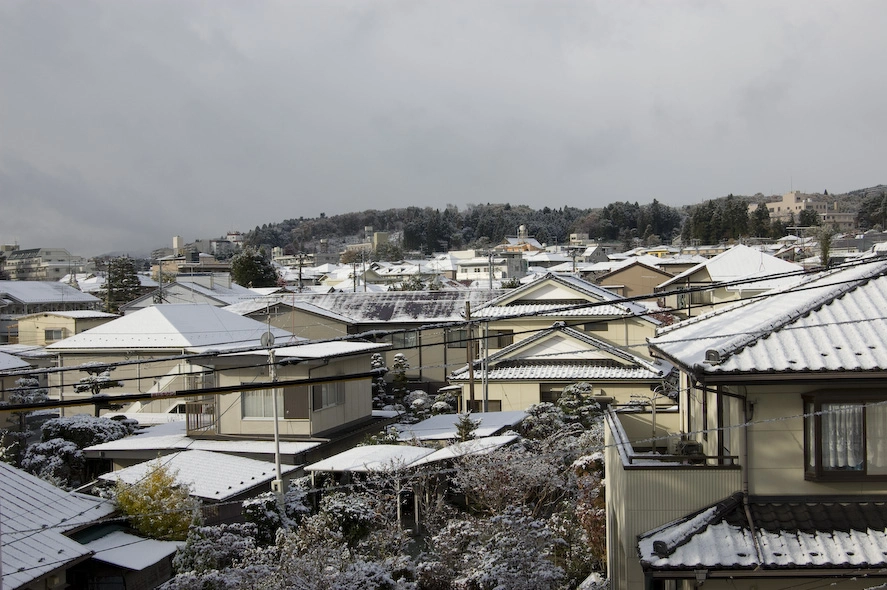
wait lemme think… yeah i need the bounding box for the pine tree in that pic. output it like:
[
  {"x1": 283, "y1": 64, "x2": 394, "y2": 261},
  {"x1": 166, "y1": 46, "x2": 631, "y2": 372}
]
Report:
[
  {"x1": 230, "y1": 247, "x2": 279, "y2": 287},
  {"x1": 100, "y1": 256, "x2": 142, "y2": 313}
]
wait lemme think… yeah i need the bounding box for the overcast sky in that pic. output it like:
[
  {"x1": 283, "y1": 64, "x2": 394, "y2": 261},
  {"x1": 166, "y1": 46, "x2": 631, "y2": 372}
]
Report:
[{"x1": 2, "y1": 1, "x2": 885, "y2": 257}]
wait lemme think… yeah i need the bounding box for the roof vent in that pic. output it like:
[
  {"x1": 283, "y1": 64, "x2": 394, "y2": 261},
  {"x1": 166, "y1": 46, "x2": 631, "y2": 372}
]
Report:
[{"x1": 704, "y1": 349, "x2": 721, "y2": 364}]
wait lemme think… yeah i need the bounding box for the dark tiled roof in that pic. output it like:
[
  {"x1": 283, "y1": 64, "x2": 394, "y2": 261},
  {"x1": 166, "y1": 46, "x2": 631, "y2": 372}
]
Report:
[{"x1": 639, "y1": 493, "x2": 887, "y2": 572}]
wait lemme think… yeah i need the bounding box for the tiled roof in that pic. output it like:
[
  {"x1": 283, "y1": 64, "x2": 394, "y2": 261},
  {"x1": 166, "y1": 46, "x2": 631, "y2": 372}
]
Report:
[
  {"x1": 1, "y1": 462, "x2": 115, "y2": 589},
  {"x1": 269, "y1": 290, "x2": 503, "y2": 324},
  {"x1": 639, "y1": 493, "x2": 887, "y2": 572},
  {"x1": 471, "y1": 273, "x2": 657, "y2": 323},
  {"x1": 650, "y1": 258, "x2": 887, "y2": 376},
  {"x1": 450, "y1": 323, "x2": 670, "y2": 380},
  {"x1": 450, "y1": 359, "x2": 666, "y2": 382}
]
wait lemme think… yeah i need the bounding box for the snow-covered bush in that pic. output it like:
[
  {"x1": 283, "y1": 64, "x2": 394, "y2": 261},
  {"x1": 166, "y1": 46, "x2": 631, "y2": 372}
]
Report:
[
  {"x1": 520, "y1": 402, "x2": 566, "y2": 440},
  {"x1": 419, "y1": 509, "x2": 565, "y2": 590},
  {"x1": 242, "y1": 479, "x2": 311, "y2": 545},
  {"x1": 21, "y1": 438, "x2": 84, "y2": 488},
  {"x1": 173, "y1": 522, "x2": 258, "y2": 573},
  {"x1": 319, "y1": 491, "x2": 378, "y2": 546},
  {"x1": 40, "y1": 414, "x2": 136, "y2": 448},
  {"x1": 3, "y1": 377, "x2": 49, "y2": 432}
]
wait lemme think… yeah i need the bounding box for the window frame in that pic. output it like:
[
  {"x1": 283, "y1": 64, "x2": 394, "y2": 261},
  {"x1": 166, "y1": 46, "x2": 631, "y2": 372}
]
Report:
[
  {"x1": 241, "y1": 388, "x2": 284, "y2": 419},
  {"x1": 803, "y1": 391, "x2": 887, "y2": 482}
]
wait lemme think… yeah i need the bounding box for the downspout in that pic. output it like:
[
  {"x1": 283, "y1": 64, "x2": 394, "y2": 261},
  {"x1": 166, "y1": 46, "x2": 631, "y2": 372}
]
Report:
[{"x1": 740, "y1": 389, "x2": 765, "y2": 570}]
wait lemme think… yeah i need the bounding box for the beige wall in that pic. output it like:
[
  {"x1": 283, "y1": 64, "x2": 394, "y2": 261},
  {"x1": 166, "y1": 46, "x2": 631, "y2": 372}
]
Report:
[
  {"x1": 17, "y1": 315, "x2": 114, "y2": 346},
  {"x1": 51, "y1": 351, "x2": 186, "y2": 414},
  {"x1": 599, "y1": 264, "x2": 673, "y2": 301},
  {"x1": 606, "y1": 419, "x2": 742, "y2": 590},
  {"x1": 456, "y1": 380, "x2": 660, "y2": 412},
  {"x1": 215, "y1": 355, "x2": 372, "y2": 438}
]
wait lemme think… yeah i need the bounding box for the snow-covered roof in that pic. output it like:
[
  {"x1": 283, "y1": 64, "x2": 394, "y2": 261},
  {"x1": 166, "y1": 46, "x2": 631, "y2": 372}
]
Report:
[
  {"x1": 656, "y1": 244, "x2": 803, "y2": 289},
  {"x1": 45, "y1": 304, "x2": 296, "y2": 351},
  {"x1": 408, "y1": 434, "x2": 520, "y2": 466},
  {"x1": 224, "y1": 296, "x2": 357, "y2": 324},
  {"x1": 450, "y1": 323, "x2": 670, "y2": 382},
  {"x1": 651, "y1": 258, "x2": 887, "y2": 376},
  {"x1": 242, "y1": 290, "x2": 502, "y2": 324},
  {"x1": 1, "y1": 462, "x2": 115, "y2": 589},
  {"x1": 80, "y1": 529, "x2": 181, "y2": 570},
  {"x1": 395, "y1": 411, "x2": 527, "y2": 441},
  {"x1": 304, "y1": 444, "x2": 435, "y2": 473},
  {"x1": 18, "y1": 310, "x2": 118, "y2": 320},
  {"x1": 99, "y1": 449, "x2": 299, "y2": 501},
  {"x1": 471, "y1": 273, "x2": 658, "y2": 324},
  {"x1": 0, "y1": 350, "x2": 31, "y2": 371},
  {"x1": 84, "y1": 420, "x2": 321, "y2": 457},
  {"x1": 0, "y1": 280, "x2": 100, "y2": 304},
  {"x1": 639, "y1": 493, "x2": 887, "y2": 573}
]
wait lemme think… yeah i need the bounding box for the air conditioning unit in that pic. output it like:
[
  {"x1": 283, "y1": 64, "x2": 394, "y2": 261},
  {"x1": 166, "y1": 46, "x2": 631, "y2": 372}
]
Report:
[{"x1": 675, "y1": 440, "x2": 703, "y2": 456}]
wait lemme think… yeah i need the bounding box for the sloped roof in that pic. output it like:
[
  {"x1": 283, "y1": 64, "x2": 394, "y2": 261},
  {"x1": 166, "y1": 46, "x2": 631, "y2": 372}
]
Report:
[
  {"x1": 45, "y1": 304, "x2": 295, "y2": 351},
  {"x1": 98, "y1": 449, "x2": 299, "y2": 501},
  {"x1": 470, "y1": 273, "x2": 657, "y2": 323},
  {"x1": 304, "y1": 444, "x2": 435, "y2": 472},
  {"x1": 639, "y1": 493, "x2": 887, "y2": 573},
  {"x1": 408, "y1": 434, "x2": 520, "y2": 466},
  {"x1": 650, "y1": 258, "x2": 887, "y2": 377},
  {"x1": 224, "y1": 296, "x2": 357, "y2": 324},
  {"x1": 80, "y1": 530, "x2": 181, "y2": 570},
  {"x1": 18, "y1": 310, "x2": 118, "y2": 320},
  {"x1": 0, "y1": 350, "x2": 31, "y2": 371},
  {"x1": 450, "y1": 323, "x2": 669, "y2": 381},
  {"x1": 1, "y1": 462, "x2": 116, "y2": 589},
  {"x1": 0, "y1": 280, "x2": 100, "y2": 304},
  {"x1": 264, "y1": 290, "x2": 502, "y2": 324},
  {"x1": 394, "y1": 411, "x2": 527, "y2": 441},
  {"x1": 657, "y1": 244, "x2": 803, "y2": 289}
]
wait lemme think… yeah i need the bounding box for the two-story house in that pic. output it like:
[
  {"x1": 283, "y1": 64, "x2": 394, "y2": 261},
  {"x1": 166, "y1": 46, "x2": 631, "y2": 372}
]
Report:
[{"x1": 605, "y1": 257, "x2": 887, "y2": 589}]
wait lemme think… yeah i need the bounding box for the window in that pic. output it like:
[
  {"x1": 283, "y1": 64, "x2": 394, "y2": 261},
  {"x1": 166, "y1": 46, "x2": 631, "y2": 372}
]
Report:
[
  {"x1": 467, "y1": 400, "x2": 502, "y2": 412},
  {"x1": 44, "y1": 329, "x2": 64, "y2": 341},
  {"x1": 804, "y1": 393, "x2": 887, "y2": 480},
  {"x1": 447, "y1": 329, "x2": 468, "y2": 349},
  {"x1": 242, "y1": 389, "x2": 283, "y2": 418},
  {"x1": 312, "y1": 382, "x2": 344, "y2": 410},
  {"x1": 486, "y1": 330, "x2": 513, "y2": 348},
  {"x1": 582, "y1": 322, "x2": 607, "y2": 332},
  {"x1": 390, "y1": 331, "x2": 418, "y2": 349}
]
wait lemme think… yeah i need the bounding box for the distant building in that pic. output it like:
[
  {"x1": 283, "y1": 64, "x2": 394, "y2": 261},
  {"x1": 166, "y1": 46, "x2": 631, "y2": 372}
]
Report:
[
  {"x1": 3, "y1": 247, "x2": 91, "y2": 281},
  {"x1": 754, "y1": 191, "x2": 855, "y2": 230}
]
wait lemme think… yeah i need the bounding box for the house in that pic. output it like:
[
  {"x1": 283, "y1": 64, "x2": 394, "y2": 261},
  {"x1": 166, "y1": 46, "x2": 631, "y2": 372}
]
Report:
[
  {"x1": 468, "y1": 273, "x2": 662, "y2": 361},
  {"x1": 593, "y1": 259, "x2": 675, "y2": 303},
  {"x1": 655, "y1": 244, "x2": 803, "y2": 317},
  {"x1": 44, "y1": 303, "x2": 294, "y2": 415},
  {"x1": 15, "y1": 310, "x2": 118, "y2": 346},
  {"x1": 120, "y1": 272, "x2": 258, "y2": 312},
  {"x1": 225, "y1": 289, "x2": 503, "y2": 390},
  {"x1": 45, "y1": 303, "x2": 390, "y2": 442},
  {"x1": 605, "y1": 257, "x2": 887, "y2": 589},
  {"x1": 0, "y1": 350, "x2": 32, "y2": 400},
  {"x1": 0, "y1": 461, "x2": 179, "y2": 590},
  {"x1": 0, "y1": 280, "x2": 102, "y2": 343},
  {"x1": 449, "y1": 323, "x2": 670, "y2": 412}
]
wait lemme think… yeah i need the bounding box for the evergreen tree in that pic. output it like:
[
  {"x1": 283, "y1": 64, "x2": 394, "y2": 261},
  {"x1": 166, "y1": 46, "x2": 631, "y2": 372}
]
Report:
[
  {"x1": 100, "y1": 256, "x2": 142, "y2": 314},
  {"x1": 230, "y1": 247, "x2": 279, "y2": 287},
  {"x1": 115, "y1": 458, "x2": 201, "y2": 540}
]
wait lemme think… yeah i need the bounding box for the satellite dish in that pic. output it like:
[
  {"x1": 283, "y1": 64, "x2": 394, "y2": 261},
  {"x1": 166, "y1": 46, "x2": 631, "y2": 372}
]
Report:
[{"x1": 261, "y1": 332, "x2": 275, "y2": 348}]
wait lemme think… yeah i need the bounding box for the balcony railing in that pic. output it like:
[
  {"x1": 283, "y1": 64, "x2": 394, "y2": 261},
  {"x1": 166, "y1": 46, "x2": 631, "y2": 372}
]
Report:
[{"x1": 607, "y1": 407, "x2": 738, "y2": 468}]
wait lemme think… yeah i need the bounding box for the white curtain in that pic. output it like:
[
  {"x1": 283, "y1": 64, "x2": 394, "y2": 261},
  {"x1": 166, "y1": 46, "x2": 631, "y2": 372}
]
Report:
[{"x1": 821, "y1": 403, "x2": 863, "y2": 470}]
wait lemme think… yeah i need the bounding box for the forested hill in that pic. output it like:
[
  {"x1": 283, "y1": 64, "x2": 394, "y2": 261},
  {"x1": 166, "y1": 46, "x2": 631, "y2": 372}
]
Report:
[
  {"x1": 245, "y1": 201, "x2": 684, "y2": 255},
  {"x1": 244, "y1": 186, "x2": 885, "y2": 257}
]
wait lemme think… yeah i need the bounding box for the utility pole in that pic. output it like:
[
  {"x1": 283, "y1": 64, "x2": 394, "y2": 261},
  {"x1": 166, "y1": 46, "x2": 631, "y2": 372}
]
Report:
[{"x1": 465, "y1": 302, "x2": 475, "y2": 412}]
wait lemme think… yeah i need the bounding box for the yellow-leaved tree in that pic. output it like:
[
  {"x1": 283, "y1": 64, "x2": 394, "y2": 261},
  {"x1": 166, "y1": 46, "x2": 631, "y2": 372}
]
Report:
[{"x1": 115, "y1": 458, "x2": 201, "y2": 541}]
